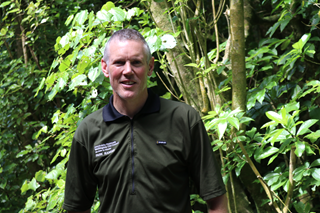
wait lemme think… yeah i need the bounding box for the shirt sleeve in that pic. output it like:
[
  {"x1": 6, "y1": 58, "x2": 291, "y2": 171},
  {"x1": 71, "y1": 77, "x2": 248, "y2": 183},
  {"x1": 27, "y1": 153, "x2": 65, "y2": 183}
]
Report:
[
  {"x1": 63, "y1": 137, "x2": 98, "y2": 211},
  {"x1": 187, "y1": 118, "x2": 226, "y2": 201}
]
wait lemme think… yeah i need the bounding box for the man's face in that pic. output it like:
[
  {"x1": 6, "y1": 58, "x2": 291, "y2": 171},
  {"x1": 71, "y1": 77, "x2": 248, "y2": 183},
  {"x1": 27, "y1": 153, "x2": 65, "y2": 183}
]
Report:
[{"x1": 101, "y1": 39, "x2": 154, "y2": 104}]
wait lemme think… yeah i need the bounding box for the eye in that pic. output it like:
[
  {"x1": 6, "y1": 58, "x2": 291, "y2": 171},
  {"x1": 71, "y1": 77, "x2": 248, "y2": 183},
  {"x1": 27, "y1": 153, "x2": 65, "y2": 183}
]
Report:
[
  {"x1": 132, "y1": 60, "x2": 142, "y2": 66},
  {"x1": 114, "y1": 60, "x2": 125, "y2": 65}
]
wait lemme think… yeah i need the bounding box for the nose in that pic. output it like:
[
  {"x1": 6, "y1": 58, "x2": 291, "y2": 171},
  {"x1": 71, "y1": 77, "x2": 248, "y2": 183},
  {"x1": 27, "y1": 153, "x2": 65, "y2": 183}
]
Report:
[{"x1": 123, "y1": 61, "x2": 133, "y2": 75}]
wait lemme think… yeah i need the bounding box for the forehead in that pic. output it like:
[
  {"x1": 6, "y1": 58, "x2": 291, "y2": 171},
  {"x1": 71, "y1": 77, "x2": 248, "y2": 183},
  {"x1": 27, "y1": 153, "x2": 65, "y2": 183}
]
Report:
[{"x1": 108, "y1": 39, "x2": 147, "y2": 59}]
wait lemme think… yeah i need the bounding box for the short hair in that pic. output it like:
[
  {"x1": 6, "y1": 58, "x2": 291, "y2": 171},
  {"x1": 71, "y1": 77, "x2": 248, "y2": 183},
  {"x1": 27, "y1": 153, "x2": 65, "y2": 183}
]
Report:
[{"x1": 103, "y1": 29, "x2": 152, "y2": 65}]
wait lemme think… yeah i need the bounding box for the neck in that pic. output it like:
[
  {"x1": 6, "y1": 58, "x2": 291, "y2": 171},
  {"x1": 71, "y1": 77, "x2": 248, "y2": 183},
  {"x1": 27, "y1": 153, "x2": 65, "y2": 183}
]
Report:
[{"x1": 113, "y1": 91, "x2": 148, "y2": 119}]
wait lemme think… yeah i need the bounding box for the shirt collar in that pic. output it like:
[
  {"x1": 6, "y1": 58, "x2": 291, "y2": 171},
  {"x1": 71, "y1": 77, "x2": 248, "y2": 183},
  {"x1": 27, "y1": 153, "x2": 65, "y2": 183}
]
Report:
[{"x1": 103, "y1": 89, "x2": 160, "y2": 122}]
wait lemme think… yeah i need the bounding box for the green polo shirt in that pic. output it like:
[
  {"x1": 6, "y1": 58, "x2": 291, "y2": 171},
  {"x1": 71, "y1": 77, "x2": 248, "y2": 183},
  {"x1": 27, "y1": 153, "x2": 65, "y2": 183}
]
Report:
[{"x1": 63, "y1": 90, "x2": 226, "y2": 213}]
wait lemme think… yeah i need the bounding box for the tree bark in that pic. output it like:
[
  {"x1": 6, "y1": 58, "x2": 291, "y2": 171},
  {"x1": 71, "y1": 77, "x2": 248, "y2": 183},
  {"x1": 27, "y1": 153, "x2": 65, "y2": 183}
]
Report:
[{"x1": 230, "y1": 1, "x2": 276, "y2": 212}]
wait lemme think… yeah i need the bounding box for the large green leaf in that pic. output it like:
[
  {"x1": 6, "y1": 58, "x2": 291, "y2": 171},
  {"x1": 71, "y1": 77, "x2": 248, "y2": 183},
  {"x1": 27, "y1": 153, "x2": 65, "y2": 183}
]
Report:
[
  {"x1": 227, "y1": 117, "x2": 239, "y2": 130},
  {"x1": 28, "y1": 178, "x2": 40, "y2": 191},
  {"x1": 35, "y1": 170, "x2": 47, "y2": 182},
  {"x1": 311, "y1": 168, "x2": 320, "y2": 181},
  {"x1": 96, "y1": 10, "x2": 112, "y2": 22},
  {"x1": 292, "y1": 33, "x2": 311, "y2": 51},
  {"x1": 257, "y1": 147, "x2": 279, "y2": 160},
  {"x1": 311, "y1": 159, "x2": 320, "y2": 167},
  {"x1": 266, "y1": 111, "x2": 283, "y2": 123},
  {"x1": 296, "y1": 119, "x2": 318, "y2": 136},
  {"x1": 217, "y1": 119, "x2": 227, "y2": 140},
  {"x1": 88, "y1": 67, "x2": 100, "y2": 82},
  {"x1": 294, "y1": 141, "x2": 305, "y2": 157},
  {"x1": 75, "y1": 10, "x2": 88, "y2": 25},
  {"x1": 69, "y1": 74, "x2": 87, "y2": 90},
  {"x1": 110, "y1": 7, "x2": 126, "y2": 22},
  {"x1": 305, "y1": 130, "x2": 320, "y2": 143}
]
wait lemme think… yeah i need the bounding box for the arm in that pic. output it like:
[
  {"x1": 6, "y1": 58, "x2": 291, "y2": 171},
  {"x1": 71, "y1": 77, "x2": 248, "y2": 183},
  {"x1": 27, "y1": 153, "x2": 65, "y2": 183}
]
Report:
[{"x1": 206, "y1": 194, "x2": 228, "y2": 213}]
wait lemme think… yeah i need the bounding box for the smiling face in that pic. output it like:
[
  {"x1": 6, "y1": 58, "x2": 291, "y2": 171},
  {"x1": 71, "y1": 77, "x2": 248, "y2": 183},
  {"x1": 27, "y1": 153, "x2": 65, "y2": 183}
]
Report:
[{"x1": 101, "y1": 39, "x2": 154, "y2": 108}]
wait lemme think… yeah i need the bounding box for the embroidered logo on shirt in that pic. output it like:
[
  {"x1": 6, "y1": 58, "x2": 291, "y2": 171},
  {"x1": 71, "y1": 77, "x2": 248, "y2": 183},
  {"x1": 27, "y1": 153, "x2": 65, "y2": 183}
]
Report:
[
  {"x1": 94, "y1": 141, "x2": 119, "y2": 157},
  {"x1": 156, "y1": 141, "x2": 167, "y2": 145}
]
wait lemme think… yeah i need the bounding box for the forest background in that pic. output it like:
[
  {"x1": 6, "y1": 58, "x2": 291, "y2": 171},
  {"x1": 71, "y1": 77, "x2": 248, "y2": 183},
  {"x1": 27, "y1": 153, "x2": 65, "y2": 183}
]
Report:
[{"x1": 1, "y1": 0, "x2": 320, "y2": 213}]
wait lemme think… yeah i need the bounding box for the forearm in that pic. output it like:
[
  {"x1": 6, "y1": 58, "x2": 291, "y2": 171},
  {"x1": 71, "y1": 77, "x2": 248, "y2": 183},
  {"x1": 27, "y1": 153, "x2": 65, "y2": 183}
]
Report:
[{"x1": 207, "y1": 194, "x2": 228, "y2": 213}]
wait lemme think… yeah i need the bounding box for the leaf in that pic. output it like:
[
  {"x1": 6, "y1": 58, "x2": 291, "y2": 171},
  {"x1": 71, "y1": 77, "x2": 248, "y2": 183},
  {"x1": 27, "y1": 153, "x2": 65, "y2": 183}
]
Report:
[
  {"x1": 266, "y1": 111, "x2": 283, "y2": 123},
  {"x1": 28, "y1": 178, "x2": 40, "y2": 191},
  {"x1": 0, "y1": 1, "x2": 11, "y2": 7},
  {"x1": 25, "y1": 197, "x2": 36, "y2": 210},
  {"x1": 257, "y1": 147, "x2": 279, "y2": 160},
  {"x1": 311, "y1": 159, "x2": 320, "y2": 167},
  {"x1": 57, "y1": 73, "x2": 68, "y2": 90},
  {"x1": 21, "y1": 180, "x2": 29, "y2": 194},
  {"x1": 88, "y1": 67, "x2": 100, "y2": 82},
  {"x1": 65, "y1": 14, "x2": 74, "y2": 26},
  {"x1": 102, "y1": 2, "x2": 115, "y2": 11},
  {"x1": 256, "y1": 89, "x2": 265, "y2": 104},
  {"x1": 77, "y1": 56, "x2": 91, "y2": 73},
  {"x1": 268, "y1": 154, "x2": 278, "y2": 165},
  {"x1": 96, "y1": 10, "x2": 112, "y2": 22},
  {"x1": 292, "y1": 34, "x2": 311, "y2": 50},
  {"x1": 45, "y1": 170, "x2": 59, "y2": 180},
  {"x1": 312, "y1": 168, "x2": 320, "y2": 181},
  {"x1": 294, "y1": 141, "x2": 305, "y2": 157},
  {"x1": 293, "y1": 202, "x2": 310, "y2": 213},
  {"x1": 160, "y1": 34, "x2": 177, "y2": 49},
  {"x1": 217, "y1": 119, "x2": 227, "y2": 140},
  {"x1": 305, "y1": 130, "x2": 320, "y2": 143},
  {"x1": 110, "y1": 7, "x2": 126, "y2": 22},
  {"x1": 296, "y1": 119, "x2": 318, "y2": 136},
  {"x1": 57, "y1": 179, "x2": 65, "y2": 188},
  {"x1": 227, "y1": 117, "x2": 239, "y2": 130},
  {"x1": 261, "y1": 121, "x2": 276, "y2": 129},
  {"x1": 271, "y1": 129, "x2": 284, "y2": 145},
  {"x1": 60, "y1": 34, "x2": 70, "y2": 47},
  {"x1": 69, "y1": 74, "x2": 87, "y2": 90},
  {"x1": 185, "y1": 63, "x2": 199, "y2": 68},
  {"x1": 35, "y1": 170, "x2": 47, "y2": 182},
  {"x1": 127, "y1": 7, "x2": 140, "y2": 20},
  {"x1": 47, "y1": 193, "x2": 59, "y2": 211},
  {"x1": 75, "y1": 10, "x2": 88, "y2": 25},
  {"x1": 146, "y1": 35, "x2": 162, "y2": 54}
]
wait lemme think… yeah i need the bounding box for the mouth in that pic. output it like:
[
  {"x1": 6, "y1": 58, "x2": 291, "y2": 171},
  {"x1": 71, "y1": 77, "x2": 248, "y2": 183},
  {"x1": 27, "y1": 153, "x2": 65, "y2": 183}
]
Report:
[{"x1": 121, "y1": 81, "x2": 135, "y2": 85}]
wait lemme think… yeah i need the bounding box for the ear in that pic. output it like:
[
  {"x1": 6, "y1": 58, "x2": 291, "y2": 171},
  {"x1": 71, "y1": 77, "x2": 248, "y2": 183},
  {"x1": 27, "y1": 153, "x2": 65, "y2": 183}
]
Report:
[
  {"x1": 101, "y1": 59, "x2": 109, "y2": 78},
  {"x1": 147, "y1": 57, "x2": 155, "y2": 77}
]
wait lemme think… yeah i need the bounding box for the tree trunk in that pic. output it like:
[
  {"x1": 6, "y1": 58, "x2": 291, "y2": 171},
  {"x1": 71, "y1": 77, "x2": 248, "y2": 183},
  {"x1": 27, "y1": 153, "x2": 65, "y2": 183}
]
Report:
[{"x1": 230, "y1": 1, "x2": 275, "y2": 212}]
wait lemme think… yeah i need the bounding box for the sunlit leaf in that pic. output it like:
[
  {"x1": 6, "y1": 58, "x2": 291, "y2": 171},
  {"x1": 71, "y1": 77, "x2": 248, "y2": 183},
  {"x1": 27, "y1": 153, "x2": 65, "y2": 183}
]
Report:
[
  {"x1": 312, "y1": 168, "x2": 320, "y2": 181},
  {"x1": 35, "y1": 170, "x2": 47, "y2": 182},
  {"x1": 311, "y1": 159, "x2": 320, "y2": 167},
  {"x1": 28, "y1": 178, "x2": 40, "y2": 191},
  {"x1": 305, "y1": 130, "x2": 320, "y2": 143},
  {"x1": 75, "y1": 10, "x2": 88, "y2": 25},
  {"x1": 227, "y1": 117, "x2": 239, "y2": 130},
  {"x1": 88, "y1": 67, "x2": 100, "y2": 82},
  {"x1": 266, "y1": 111, "x2": 283, "y2": 123},
  {"x1": 295, "y1": 141, "x2": 305, "y2": 157},
  {"x1": 110, "y1": 7, "x2": 126, "y2": 22},
  {"x1": 296, "y1": 119, "x2": 318, "y2": 136},
  {"x1": 69, "y1": 74, "x2": 87, "y2": 90},
  {"x1": 257, "y1": 147, "x2": 279, "y2": 160},
  {"x1": 160, "y1": 34, "x2": 177, "y2": 50},
  {"x1": 217, "y1": 119, "x2": 227, "y2": 140}
]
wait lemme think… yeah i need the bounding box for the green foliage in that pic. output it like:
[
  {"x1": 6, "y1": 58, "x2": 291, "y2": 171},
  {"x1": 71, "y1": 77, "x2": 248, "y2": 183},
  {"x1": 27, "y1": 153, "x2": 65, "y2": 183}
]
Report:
[{"x1": 1, "y1": 0, "x2": 320, "y2": 212}]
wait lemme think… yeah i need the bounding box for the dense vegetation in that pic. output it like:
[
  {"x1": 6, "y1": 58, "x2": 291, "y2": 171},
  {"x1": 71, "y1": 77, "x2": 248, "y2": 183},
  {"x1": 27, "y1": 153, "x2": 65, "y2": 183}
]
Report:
[{"x1": 1, "y1": 0, "x2": 320, "y2": 213}]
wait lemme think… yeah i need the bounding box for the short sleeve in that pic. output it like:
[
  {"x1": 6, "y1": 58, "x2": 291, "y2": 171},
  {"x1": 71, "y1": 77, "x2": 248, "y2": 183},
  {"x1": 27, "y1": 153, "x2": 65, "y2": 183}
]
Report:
[
  {"x1": 63, "y1": 137, "x2": 98, "y2": 211},
  {"x1": 187, "y1": 119, "x2": 226, "y2": 201}
]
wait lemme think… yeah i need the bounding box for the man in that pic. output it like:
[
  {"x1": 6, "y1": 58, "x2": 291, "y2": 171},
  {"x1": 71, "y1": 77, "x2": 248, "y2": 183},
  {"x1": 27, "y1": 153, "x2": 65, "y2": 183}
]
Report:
[{"x1": 63, "y1": 29, "x2": 227, "y2": 213}]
